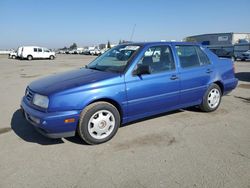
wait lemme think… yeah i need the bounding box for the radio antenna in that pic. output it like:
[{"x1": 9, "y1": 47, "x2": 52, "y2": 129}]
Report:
[{"x1": 130, "y1": 24, "x2": 136, "y2": 41}]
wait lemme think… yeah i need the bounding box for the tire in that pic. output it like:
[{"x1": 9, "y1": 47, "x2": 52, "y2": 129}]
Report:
[
  {"x1": 27, "y1": 55, "x2": 33, "y2": 61},
  {"x1": 78, "y1": 102, "x2": 120, "y2": 145},
  {"x1": 50, "y1": 55, "x2": 55, "y2": 60},
  {"x1": 200, "y1": 83, "x2": 222, "y2": 112},
  {"x1": 12, "y1": 55, "x2": 16, "y2": 59}
]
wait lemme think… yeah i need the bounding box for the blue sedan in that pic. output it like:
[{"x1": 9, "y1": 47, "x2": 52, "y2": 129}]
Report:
[{"x1": 21, "y1": 42, "x2": 238, "y2": 144}]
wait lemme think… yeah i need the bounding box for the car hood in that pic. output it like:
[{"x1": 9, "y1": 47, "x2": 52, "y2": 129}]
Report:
[{"x1": 29, "y1": 68, "x2": 119, "y2": 95}]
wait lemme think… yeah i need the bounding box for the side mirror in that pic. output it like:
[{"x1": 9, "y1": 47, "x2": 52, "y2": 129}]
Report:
[{"x1": 133, "y1": 65, "x2": 151, "y2": 76}]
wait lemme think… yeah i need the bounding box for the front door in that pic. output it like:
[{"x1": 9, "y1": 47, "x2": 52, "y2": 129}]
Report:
[{"x1": 125, "y1": 45, "x2": 180, "y2": 120}]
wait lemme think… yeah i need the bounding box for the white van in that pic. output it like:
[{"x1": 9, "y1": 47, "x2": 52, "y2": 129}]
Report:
[
  {"x1": 20, "y1": 46, "x2": 56, "y2": 60},
  {"x1": 17, "y1": 46, "x2": 23, "y2": 58}
]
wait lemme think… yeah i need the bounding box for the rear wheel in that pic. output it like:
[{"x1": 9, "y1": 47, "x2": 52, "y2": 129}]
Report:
[
  {"x1": 78, "y1": 102, "x2": 120, "y2": 145},
  {"x1": 200, "y1": 84, "x2": 221, "y2": 112},
  {"x1": 27, "y1": 55, "x2": 33, "y2": 61}
]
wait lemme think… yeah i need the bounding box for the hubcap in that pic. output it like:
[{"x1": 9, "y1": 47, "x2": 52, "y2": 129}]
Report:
[
  {"x1": 88, "y1": 110, "x2": 115, "y2": 140},
  {"x1": 207, "y1": 88, "x2": 220, "y2": 109}
]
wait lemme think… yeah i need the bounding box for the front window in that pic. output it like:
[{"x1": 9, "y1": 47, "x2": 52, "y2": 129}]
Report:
[
  {"x1": 135, "y1": 45, "x2": 175, "y2": 74},
  {"x1": 87, "y1": 45, "x2": 141, "y2": 73}
]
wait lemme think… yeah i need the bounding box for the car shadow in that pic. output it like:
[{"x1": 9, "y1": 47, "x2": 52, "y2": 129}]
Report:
[
  {"x1": 235, "y1": 72, "x2": 250, "y2": 82},
  {"x1": 121, "y1": 109, "x2": 185, "y2": 127},
  {"x1": 11, "y1": 109, "x2": 64, "y2": 145},
  {"x1": 11, "y1": 107, "x2": 202, "y2": 145}
]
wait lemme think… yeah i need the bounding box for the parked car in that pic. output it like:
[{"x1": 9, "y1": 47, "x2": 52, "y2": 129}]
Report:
[
  {"x1": 21, "y1": 42, "x2": 238, "y2": 144},
  {"x1": 240, "y1": 50, "x2": 250, "y2": 61},
  {"x1": 89, "y1": 48, "x2": 101, "y2": 56},
  {"x1": 234, "y1": 43, "x2": 250, "y2": 61},
  {"x1": 20, "y1": 46, "x2": 56, "y2": 60},
  {"x1": 9, "y1": 51, "x2": 17, "y2": 59}
]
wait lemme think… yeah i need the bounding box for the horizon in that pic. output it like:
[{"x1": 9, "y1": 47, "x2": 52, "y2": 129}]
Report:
[{"x1": 1, "y1": 0, "x2": 250, "y2": 49}]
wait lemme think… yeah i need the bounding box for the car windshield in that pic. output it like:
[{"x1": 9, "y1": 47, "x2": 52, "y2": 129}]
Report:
[{"x1": 86, "y1": 45, "x2": 141, "y2": 73}]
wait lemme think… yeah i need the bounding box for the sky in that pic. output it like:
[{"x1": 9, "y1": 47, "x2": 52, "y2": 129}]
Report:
[{"x1": 0, "y1": 0, "x2": 250, "y2": 49}]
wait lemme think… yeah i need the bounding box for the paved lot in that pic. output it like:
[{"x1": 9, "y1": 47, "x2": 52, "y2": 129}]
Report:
[{"x1": 0, "y1": 54, "x2": 249, "y2": 188}]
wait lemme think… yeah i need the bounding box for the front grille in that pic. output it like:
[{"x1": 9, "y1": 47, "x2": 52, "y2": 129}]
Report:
[{"x1": 26, "y1": 88, "x2": 34, "y2": 102}]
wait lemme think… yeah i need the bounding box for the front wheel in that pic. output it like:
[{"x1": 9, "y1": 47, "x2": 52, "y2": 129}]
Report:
[
  {"x1": 78, "y1": 102, "x2": 120, "y2": 145},
  {"x1": 49, "y1": 55, "x2": 55, "y2": 60},
  {"x1": 27, "y1": 55, "x2": 33, "y2": 60},
  {"x1": 200, "y1": 84, "x2": 222, "y2": 112}
]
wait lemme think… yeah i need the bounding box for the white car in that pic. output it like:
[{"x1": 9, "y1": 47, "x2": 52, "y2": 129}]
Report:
[
  {"x1": 9, "y1": 51, "x2": 17, "y2": 59},
  {"x1": 20, "y1": 46, "x2": 56, "y2": 60}
]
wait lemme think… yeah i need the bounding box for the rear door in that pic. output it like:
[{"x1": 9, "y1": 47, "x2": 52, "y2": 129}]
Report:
[
  {"x1": 125, "y1": 45, "x2": 180, "y2": 119},
  {"x1": 174, "y1": 45, "x2": 213, "y2": 106}
]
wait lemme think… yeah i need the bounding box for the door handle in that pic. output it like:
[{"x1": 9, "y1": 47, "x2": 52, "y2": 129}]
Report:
[
  {"x1": 170, "y1": 75, "x2": 178, "y2": 80},
  {"x1": 206, "y1": 69, "x2": 213, "y2": 73}
]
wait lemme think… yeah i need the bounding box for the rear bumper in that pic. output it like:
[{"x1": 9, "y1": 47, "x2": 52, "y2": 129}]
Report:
[{"x1": 21, "y1": 98, "x2": 80, "y2": 138}]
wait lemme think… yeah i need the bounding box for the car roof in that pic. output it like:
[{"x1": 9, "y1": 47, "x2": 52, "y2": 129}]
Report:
[{"x1": 123, "y1": 41, "x2": 200, "y2": 48}]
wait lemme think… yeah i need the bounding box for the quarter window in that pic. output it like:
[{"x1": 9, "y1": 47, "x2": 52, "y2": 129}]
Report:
[{"x1": 136, "y1": 45, "x2": 175, "y2": 74}]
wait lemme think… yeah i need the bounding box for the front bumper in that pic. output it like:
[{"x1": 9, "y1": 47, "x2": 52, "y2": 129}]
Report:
[{"x1": 21, "y1": 98, "x2": 80, "y2": 138}]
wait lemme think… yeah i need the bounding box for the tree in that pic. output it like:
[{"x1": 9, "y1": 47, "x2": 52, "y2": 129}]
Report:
[
  {"x1": 107, "y1": 41, "x2": 111, "y2": 49},
  {"x1": 69, "y1": 43, "x2": 77, "y2": 50},
  {"x1": 61, "y1": 46, "x2": 67, "y2": 50}
]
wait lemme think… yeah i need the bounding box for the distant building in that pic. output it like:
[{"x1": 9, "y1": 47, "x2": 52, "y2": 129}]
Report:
[
  {"x1": 185, "y1": 33, "x2": 250, "y2": 60},
  {"x1": 185, "y1": 32, "x2": 250, "y2": 46}
]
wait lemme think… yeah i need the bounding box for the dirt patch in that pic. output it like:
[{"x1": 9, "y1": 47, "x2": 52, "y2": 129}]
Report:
[
  {"x1": 113, "y1": 132, "x2": 176, "y2": 151},
  {"x1": 20, "y1": 74, "x2": 40, "y2": 78},
  {"x1": 0, "y1": 127, "x2": 12, "y2": 135},
  {"x1": 234, "y1": 96, "x2": 250, "y2": 103},
  {"x1": 18, "y1": 65, "x2": 31, "y2": 67},
  {"x1": 238, "y1": 84, "x2": 250, "y2": 89},
  {"x1": 232, "y1": 151, "x2": 250, "y2": 160}
]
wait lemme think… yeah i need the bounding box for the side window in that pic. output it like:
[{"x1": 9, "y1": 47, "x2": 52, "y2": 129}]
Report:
[
  {"x1": 196, "y1": 47, "x2": 211, "y2": 65},
  {"x1": 38, "y1": 48, "x2": 42, "y2": 52},
  {"x1": 44, "y1": 49, "x2": 50, "y2": 52},
  {"x1": 33, "y1": 48, "x2": 37, "y2": 52},
  {"x1": 137, "y1": 45, "x2": 175, "y2": 74},
  {"x1": 175, "y1": 45, "x2": 200, "y2": 68}
]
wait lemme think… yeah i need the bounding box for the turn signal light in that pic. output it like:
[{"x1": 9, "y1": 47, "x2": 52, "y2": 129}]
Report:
[{"x1": 64, "y1": 118, "x2": 75, "y2": 123}]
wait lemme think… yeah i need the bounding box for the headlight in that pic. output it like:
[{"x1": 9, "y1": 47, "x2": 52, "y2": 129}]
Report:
[{"x1": 33, "y1": 94, "x2": 49, "y2": 109}]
